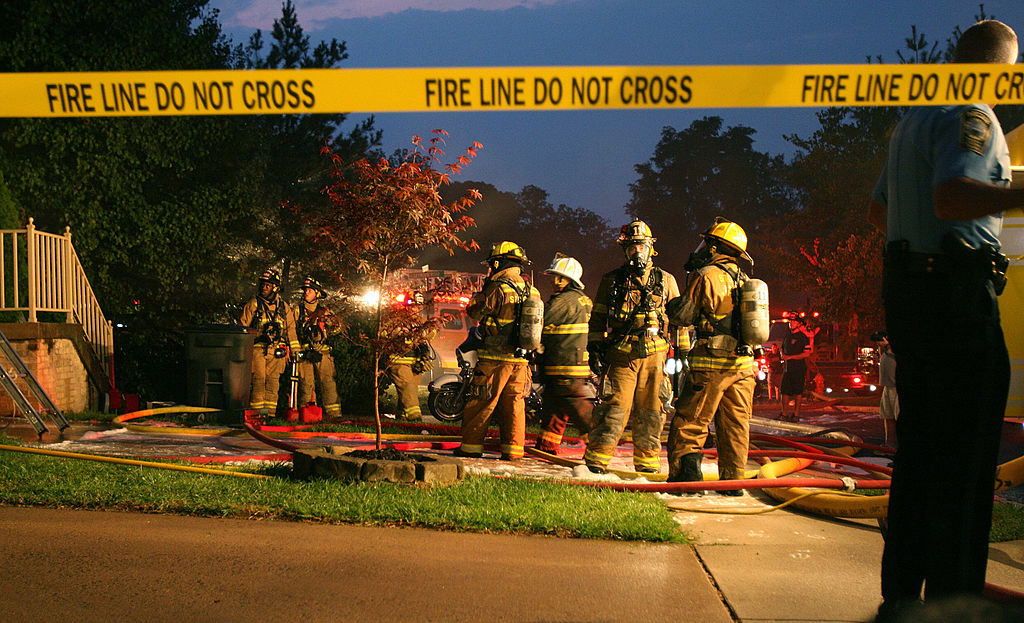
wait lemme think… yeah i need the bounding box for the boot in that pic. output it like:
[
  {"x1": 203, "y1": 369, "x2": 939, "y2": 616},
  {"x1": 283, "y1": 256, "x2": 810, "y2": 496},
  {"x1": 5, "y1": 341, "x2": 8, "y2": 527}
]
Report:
[
  {"x1": 718, "y1": 467, "x2": 743, "y2": 496},
  {"x1": 668, "y1": 453, "x2": 704, "y2": 494}
]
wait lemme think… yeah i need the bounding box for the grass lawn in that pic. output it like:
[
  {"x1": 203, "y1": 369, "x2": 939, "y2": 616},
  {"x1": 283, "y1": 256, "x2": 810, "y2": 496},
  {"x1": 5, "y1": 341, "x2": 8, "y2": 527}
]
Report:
[{"x1": 0, "y1": 442, "x2": 685, "y2": 543}]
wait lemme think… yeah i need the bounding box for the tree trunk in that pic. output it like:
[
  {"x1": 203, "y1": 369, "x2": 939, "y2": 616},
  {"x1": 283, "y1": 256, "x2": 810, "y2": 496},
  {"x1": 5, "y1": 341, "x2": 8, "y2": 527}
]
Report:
[{"x1": 372, "y1": 262, "x2": 390, "y2": 452}]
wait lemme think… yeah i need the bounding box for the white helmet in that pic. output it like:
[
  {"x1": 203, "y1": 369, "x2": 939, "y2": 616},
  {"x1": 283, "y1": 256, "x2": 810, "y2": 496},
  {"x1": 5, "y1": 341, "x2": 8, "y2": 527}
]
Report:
[{"x1": 544, "y1": 254, "x2": 584, "y2": 289}]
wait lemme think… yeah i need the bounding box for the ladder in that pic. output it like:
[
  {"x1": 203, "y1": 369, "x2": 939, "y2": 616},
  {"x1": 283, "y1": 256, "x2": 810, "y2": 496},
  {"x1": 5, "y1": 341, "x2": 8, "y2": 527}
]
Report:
[{"x1": 0, "y1": 329, "x2": 69, "y2": 436}]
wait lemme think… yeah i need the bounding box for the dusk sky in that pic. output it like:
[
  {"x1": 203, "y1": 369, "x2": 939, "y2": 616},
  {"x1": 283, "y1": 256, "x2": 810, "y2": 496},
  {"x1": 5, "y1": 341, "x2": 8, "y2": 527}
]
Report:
[{"x1": 211, "y1": 0, "x2": 1024, "y2": 224}]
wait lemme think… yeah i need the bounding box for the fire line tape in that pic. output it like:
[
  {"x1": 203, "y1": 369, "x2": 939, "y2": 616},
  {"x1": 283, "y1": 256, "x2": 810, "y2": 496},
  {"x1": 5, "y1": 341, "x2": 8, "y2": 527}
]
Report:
[{"x1": 4, "y1": 63, "x2": 1024, "y2": 118}]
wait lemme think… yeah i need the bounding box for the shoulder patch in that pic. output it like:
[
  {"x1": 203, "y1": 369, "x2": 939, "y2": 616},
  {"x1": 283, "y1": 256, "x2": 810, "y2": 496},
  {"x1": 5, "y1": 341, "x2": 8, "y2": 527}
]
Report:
[{"x1": 959, "y1": 108, "x2": 993, "y2": 156}]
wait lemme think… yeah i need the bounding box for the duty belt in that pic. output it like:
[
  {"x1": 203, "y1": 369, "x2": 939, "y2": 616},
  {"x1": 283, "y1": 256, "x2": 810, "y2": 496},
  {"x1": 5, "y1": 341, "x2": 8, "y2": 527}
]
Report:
[
  {"x1": 883, "y1": 247, "x2": 955, "y2": 274},
  {"x1": 885, "y1": 237, "x2": 1008, "y2": 295}
]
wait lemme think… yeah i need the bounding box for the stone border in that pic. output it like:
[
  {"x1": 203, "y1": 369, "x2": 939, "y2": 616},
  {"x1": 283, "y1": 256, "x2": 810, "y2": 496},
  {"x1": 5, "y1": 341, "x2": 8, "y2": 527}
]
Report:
[{"x1": 292, "y1": 447, "x2": 465, "y2": 484}]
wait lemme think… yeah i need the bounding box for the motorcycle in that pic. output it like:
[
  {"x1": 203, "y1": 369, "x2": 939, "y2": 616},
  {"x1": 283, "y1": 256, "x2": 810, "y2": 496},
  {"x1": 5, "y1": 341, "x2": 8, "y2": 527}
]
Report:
[
  {"x1": 427, "y1": 344, "x2": 478, "y2": 422},
  {"x1": 426, "y1": 328, "x2": 549, "y2": 423}
]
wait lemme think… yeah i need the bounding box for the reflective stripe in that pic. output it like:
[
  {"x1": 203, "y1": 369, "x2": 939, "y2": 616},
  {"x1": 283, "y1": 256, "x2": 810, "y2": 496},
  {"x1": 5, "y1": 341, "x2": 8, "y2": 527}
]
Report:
[
  {"x1": 544, "y1": 323, "x2": 589, "y2": 335},
  {"x1": 479, "y1": 354, "x2": 529, "y2": 363},
  {"x1": 584, "y1": 448, "x2": 613, "y2": 465},
  {"x1": 392, "y1": 356, "x2": 418, "y2": 365},
  {"x1": 539, "y1": 430, "x2": 563, "y2": 446},
  {"x1": 634, "y1": 456, "x2": 660, "y2": 469},
  {"x1": 689, "y1": 355, "x2": 755, "y2": 371},
  {"x1": 460, "y1": 444, "x2": 483, "y2": 454},
  {"x1": 324, "y1": 403, "x2": 341, "y2": 417},
  {"x1": 403, "y1": 405, "x2": 422, "y2": 416},
  {"x1": 543, "y1": 365, "x2": 591, "y2": 376},
  {"x1": 613, "y1": 339, "x2": 670, "y2": 354},
  {"x1": 502, "y1": 444, "x2": 525, "y2": 458}
]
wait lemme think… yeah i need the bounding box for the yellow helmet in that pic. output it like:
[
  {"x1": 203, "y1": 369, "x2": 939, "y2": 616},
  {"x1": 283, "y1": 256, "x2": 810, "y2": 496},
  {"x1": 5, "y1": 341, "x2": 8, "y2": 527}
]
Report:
[
  {"x1": 544, "y1": 253, "x2": 585, "y2": 289},
  {"x1": 703, "y1": 219, "x2": 752, "y2": 263},
  {"x1": 484, "y1": 241, "x2": 530, "y2": 265},
  {"x1": 616, "y1": 220, "x2": 656, "y2": 245}
]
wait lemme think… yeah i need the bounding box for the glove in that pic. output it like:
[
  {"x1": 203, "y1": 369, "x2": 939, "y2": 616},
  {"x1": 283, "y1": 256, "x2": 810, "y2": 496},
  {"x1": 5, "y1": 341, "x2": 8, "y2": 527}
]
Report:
[{"x1": 587, "y1": 344, "x2": 606, "y2": 376}]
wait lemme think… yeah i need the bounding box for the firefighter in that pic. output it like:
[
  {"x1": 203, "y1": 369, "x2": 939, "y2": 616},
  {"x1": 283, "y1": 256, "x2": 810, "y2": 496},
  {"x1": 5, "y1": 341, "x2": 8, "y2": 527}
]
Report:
[
  {"x1": 534, "y1": 254, "x2": 595, "y2": 455},
  {"x1": 665, "y1": 219, "x2": 757, "y2": 494},
  {"x1": 386, "y1": 291, "x2": 433, "y2": 422},
  {"x1": 583, "y1": 221, "x2": 680, "y2": 474},
  {"x1": 239, "y1": 268, "x2": 299, "y2": 416},
  {"x1": 290, "y1": 276, "x2": 342, "y2": 420},
  {"x1": 456, "y1": 241, "x2": 540, "y2": 461}
]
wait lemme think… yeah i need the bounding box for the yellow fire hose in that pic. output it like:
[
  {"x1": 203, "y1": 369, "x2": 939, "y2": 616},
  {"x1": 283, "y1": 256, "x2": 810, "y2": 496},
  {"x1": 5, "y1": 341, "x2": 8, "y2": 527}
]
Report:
[{"x1": 0, "y1": 443, "x2": 272, "y2": 480}]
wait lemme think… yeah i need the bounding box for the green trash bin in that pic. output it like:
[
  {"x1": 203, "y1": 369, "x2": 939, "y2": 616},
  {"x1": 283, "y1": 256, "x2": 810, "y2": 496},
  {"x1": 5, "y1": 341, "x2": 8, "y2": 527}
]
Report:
[{"x1": 184, "y1": 324, "x2": 254, "y2": 414}]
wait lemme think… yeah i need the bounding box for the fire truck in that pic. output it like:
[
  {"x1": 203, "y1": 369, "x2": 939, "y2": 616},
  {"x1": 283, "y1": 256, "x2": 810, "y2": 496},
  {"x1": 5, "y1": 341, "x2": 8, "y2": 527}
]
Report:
[{"x1": 389, "y1": 267, "x2": 485, "y2": 383}]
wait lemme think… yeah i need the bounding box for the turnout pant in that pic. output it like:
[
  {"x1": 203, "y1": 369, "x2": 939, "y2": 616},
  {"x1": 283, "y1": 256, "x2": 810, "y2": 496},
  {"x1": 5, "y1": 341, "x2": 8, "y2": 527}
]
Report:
[
  {"x1": 668, "y1": 368, "x2": 755, "y2": 481},
  {"x1": 297, "y1": 353, "x2": 340, "y2": 418},
  {"x1": 250, "y1": 347, "x2": 286, "y2": 412},
  {"x1": 584, "y1": 349, "x2": 667, "y2": 472},
  {"x1": 881, "y1": 261, "x2": 1008, "y2": 602},
  {"x1": 387, "y1": 363, "x2": 423, "y2": 420},
  {"x1": 535, "y1": 376, "x2": 595, "y2": 453},
  {"x1": 459, "y1": 359, "x2": 531, "y2": 459}
]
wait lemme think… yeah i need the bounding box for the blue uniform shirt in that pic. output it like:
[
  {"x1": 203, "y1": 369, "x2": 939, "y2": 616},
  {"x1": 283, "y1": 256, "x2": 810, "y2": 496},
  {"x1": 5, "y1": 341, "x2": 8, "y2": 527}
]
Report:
[{"x1": 873, "y1": 103, "x2": 1010, "y2": 254}]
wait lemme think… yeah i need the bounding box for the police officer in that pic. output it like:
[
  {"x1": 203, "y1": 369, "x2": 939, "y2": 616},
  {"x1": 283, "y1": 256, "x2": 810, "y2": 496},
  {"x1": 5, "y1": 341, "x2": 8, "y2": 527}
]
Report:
[
  {"x1": 456, "y1": 241, "x2": 540, "y2": 461},
  {"x1": 584, "y1": 221, "x2": 680, "y2": 474},
  {"x1": 290, "y1": 276, "x2": 342, "y2": 421},
  {"x1": 666, "y1": 219, "x2": 757, "y2": 493},
  {"x1": 240, "y1": 269, "x2": 299, "y2": 415},
  {"x1": 868, "y1": 20, "x2": 1024, "y2": 617},
  {"x1": 386, "y1": 291, "x2": 433, "y2": 423},
  {"x1": 534, "y1": 254, "x2": 595, "y2": 455}
]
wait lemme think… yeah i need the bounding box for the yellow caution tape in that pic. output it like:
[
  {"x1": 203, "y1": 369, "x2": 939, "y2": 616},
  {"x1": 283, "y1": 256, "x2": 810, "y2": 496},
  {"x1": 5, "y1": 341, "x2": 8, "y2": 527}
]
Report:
[{"x1": 4, "y1": 63, "x2": 1024, "y2": 117}]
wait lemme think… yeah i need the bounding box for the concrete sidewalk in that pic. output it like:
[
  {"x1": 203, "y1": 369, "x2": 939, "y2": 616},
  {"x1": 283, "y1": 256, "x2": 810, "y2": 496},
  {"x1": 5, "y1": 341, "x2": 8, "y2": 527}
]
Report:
[
  {"x1": 667, "y1": 487, "x2": 1024, "y2": 623},
  {"x1": 0, "y1": 505, "x2": 733, "y2": 623}
]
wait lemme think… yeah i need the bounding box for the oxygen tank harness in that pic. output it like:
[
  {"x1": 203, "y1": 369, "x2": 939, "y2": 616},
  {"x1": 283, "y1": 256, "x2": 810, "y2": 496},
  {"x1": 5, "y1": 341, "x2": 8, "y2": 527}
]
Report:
[{"x1": 496, "y1": 278, "x2": 544, "y2": 356}]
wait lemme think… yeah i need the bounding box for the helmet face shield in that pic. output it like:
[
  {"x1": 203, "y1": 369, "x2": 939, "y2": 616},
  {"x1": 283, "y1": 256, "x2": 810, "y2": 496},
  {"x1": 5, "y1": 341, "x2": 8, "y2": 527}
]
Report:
[{"x1": 684, "y1": 240, "x2": 714, "y2": 272}]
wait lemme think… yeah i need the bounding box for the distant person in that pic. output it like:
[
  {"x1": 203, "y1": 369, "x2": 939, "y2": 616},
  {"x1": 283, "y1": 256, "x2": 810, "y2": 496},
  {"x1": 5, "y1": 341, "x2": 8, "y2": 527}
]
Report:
[
  {"x1": 779, "y1": 316, "x2": 812, "y2": 422},
  {"x1": 872, "y1": 331, "x2": 898, "y2": 448},
  {"x1": 386, "y1": 291, "x2": 434, "y2": 423},
  {"x1": 868, "y1": 20, "x2": 1023, "y2": 619},
  {"x1": 290, "y1": 277, "x2": 342, "y2": 421},
  {"x1": 240, "y1": 269, "x2": 298, "y2": 416},
  {"x1": 534, "y1": 254, "x2": 594, "y2": 455}
]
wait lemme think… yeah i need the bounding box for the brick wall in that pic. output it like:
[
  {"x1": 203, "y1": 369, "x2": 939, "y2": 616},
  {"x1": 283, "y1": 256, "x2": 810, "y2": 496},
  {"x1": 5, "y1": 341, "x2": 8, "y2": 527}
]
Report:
[{"x1": 0, "y1": 335, "x2": 95, "y2": 416}]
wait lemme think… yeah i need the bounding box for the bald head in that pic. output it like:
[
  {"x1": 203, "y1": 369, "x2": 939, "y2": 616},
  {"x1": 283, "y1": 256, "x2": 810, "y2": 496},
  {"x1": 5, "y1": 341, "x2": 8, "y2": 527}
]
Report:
[{"x1": 953, "y1": 20, "x2": 1019, "y2": 64}]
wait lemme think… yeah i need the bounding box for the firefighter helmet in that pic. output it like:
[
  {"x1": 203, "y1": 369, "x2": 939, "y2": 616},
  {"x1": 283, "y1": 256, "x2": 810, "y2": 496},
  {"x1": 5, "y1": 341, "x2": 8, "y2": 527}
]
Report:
[
  {"x1": 483, "y1": 241, "x2": 530, "y2": 266},
  {"x1": 302, "y1": 276, "x2": 325, "y2": 298},
  {"x1": 616, "y1": 220, "x2": 656, "y2": 245},
  {"x1": 702, "y1": 218, "x2": 752, "y2": 263},
  {"x1": 258, "y1": 268, "x2": 281, "y2": 298},
  {"x1": 259, "y1": 268, "x2": 281, "y2": 286},
  {"x1": 544, "y1": 254, "x2": 585, "y2": 290}
]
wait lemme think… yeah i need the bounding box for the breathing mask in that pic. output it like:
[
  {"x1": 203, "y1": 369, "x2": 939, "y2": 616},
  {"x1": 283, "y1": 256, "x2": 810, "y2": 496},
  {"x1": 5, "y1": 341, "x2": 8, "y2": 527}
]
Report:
[{"x1": 624, "y1": 241, "x2": 652, "y2": 273}]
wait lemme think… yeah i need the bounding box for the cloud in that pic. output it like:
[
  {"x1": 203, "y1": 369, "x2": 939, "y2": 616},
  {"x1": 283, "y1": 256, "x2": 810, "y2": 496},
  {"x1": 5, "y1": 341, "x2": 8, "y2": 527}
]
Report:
[{"x1": 225, "y1": 0, "x2": 567, "y2": 30}]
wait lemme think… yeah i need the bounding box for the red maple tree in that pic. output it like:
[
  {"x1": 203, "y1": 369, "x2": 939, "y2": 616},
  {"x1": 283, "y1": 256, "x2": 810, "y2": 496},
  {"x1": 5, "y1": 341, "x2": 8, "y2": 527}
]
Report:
[{"x1": 305, "y1": 130, "x2": 481, "y2": 449}]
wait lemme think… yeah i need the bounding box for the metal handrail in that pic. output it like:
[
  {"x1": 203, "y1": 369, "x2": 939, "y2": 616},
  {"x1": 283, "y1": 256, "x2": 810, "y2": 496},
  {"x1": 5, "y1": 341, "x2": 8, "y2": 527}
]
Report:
[{"x1": 0, "y1": 218, "x2": 113, "y2": 379}]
